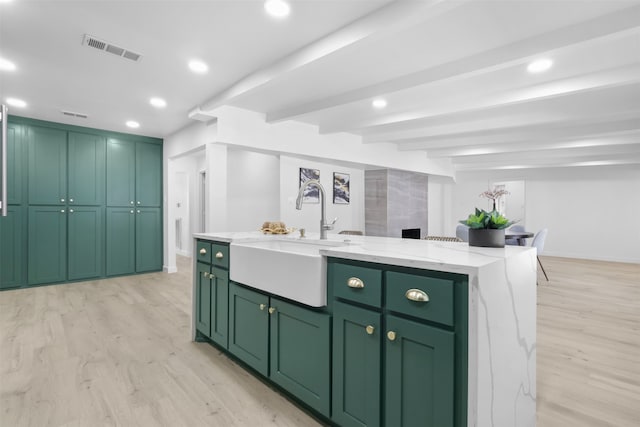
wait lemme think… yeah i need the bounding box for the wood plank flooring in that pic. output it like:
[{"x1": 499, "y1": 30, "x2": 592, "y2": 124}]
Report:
[{"x1": 1, "y1": 255, "x2": 638, "y2": 426}]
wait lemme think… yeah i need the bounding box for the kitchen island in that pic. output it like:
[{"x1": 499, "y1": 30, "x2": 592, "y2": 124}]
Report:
[{"x1": 192, "y1": 231, "x2": 536, "y2": 427}]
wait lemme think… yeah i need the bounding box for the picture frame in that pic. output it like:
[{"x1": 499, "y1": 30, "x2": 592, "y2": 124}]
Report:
[
  {"x1": 333, "y1": 172, "x2": 350, "y2": 204},
  {"x1": 299, "y1": 167, "x2": 320, "y2": 203}
]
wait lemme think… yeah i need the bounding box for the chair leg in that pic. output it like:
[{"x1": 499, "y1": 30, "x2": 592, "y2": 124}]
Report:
[{"x1": 537, "y1": 256, "x2": 549, "y2": 281}]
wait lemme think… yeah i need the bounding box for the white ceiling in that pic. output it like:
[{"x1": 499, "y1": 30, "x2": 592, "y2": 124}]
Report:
[{"x1": 2, "y1": 0, "x2": 639, "y2": 172}]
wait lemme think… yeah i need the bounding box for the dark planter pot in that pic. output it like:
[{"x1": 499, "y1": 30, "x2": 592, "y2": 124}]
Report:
[{"x1": 468, "y1": 228, "x2": 505, "y2": 248}]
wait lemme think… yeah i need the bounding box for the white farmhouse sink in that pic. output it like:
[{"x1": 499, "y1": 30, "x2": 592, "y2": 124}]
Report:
[{"x1": 230, "y1": 239, "x2": 348, "y2": 307}]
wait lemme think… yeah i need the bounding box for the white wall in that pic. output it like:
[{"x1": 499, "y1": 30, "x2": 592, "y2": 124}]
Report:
[
  {"x1": 227, "y1": 149, "x2": 280, "y2": 231},
  {"x1": 450, "y1": 166, "x2": 640, "y2": 263},
  {"x1": 280, "y1": 155, "x2": 365, "y2": 235},
  {"x1": 427, "y1": 175, "x2": 455, "y2": 236}
]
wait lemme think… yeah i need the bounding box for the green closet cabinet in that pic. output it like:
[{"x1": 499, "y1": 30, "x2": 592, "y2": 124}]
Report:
[
  {"x1": 106, "y1": 207, "x2": 161, "y2": 275},
  {"x1": 0, "y1": 206, "x2": 25, "y2": 289},
  {"x1": 227, "y1": 281, "x2": 331, "y2": 417},
  {"x1": 28, "y1": 126, "x2": 67, "y2": 205},
  {"x1": 135, "y1": 207, "x2": 162, "y2": 272},
  {"x1": 28, "y1": 206, "x2": 67, "y2": 285},
  {"x1": 68, "y1": 206, "x2": 104, "y2": 280},
  {"x1": 107, "y1": 139, "x2": 161, "y2": 207},
  {"x1": 68, "y1": 132, "x2": 105, "y2": 206},
  {"x1": 106, "y1": 208, "x2": 136, "y2": 276},
  {"x1": 6, "y1": 123, "x2": 25, "y2": 205}
]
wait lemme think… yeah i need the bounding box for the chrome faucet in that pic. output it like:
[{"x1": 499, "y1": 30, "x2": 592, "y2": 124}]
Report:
[{"x1": 296, "y1": 179, "x2": 337, "y2": 240}]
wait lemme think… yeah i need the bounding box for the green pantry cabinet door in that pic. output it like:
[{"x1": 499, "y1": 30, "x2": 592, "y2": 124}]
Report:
[
  {"x1": 68, "y1": 206, "x2": 104, "y2": 280},
  {"x1": 106, "y1": 207, "x2": 136, "y2": 276},
  {"x1": 0, "y1": 206, "x2": 25, "y2": 289},
  {"x1": 68, "y1": 132, "x2": 105, "y2": 206},
  {"x1": 135, "y1": 208, "x2": 162, "y2": 272},
  {"x1": 385, "y1": 315, "x2": 455, "y2": 427},
  {"x1": 28, "y1": 206, "x2": 66, "y2": 285},
  {"x1": 270, "y1": 297, "x2": 331, "y2": 417},
  {"x1": 28, "y1": 126, "x2": 66, "y2": 205},
  {"x1": 6, "y1": 123, "x2": 25, "y2": 205},
  {"x1": 135, "y1": 142, "x2": 162, "y2": 207},
  {"x1": 106, "y1": 138, "x2": 135, "y2": 207},
  {"x1": 228, "y1": 282, "x2": 269, "y2": 376},
  {"x1": 333, "y1": 300, "x2": 382, "y2": 427}
]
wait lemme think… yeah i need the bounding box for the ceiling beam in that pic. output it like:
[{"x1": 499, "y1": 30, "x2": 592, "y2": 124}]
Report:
[{"x1": 266, "y1": 5, "x2": 640, "y2": 124}]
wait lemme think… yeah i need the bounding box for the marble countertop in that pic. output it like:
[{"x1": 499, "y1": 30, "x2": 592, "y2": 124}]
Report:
[{"x1": 193, "y1": 231, "x2": 535, "y2": 275}]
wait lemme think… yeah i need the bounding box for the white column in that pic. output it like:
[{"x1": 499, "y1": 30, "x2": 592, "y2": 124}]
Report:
[{"x1": 206, "y1": 143, "x2": 228, "y2": 232}]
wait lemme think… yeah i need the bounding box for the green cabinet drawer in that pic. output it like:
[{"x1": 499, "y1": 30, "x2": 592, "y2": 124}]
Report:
[
  {"x1": 211, "y1": 243, "x2": 229, "y2": 269},
  {"x1": 385, "y1": 271, "x2": 455, "y2": 327},
  {"x1": 332, "y1": 262, "x2": 382, "y2": 308},
  {"x1": 196, "y1": 240, "x2": 212, "y2": 264}
]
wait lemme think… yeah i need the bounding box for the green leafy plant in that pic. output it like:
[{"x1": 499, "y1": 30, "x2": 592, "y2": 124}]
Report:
[{"x1": 460, "y1": 208, "x2": 515, "y2": 230}]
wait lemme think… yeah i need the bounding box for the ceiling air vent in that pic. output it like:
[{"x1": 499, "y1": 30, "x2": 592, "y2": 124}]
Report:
[
  {"x1": 62, "y1": 110, "x2": 88, "y2": 119},
  {"x1": 82, "y1": 34, "x2": 142, "y2": 62}
]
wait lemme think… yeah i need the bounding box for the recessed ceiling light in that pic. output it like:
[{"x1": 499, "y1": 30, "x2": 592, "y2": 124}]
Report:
[
  {"x1": 0, "y1": 57, "x2": 16, "y2": 71},
  {"x1": 126, "y1": 120, "x2": 140, "y2": 128},
  {"x1": 150, "y1": 97, "x2": 167, "y2": 108},
  {"x1": 188, "y1": 60, "x2": 208, "y2": 74},
  {"x1": 372, "y1": 98, "x2": 387, "y2": 109},
  {"x1": 527, "y1": 58, "x2": 553, "y2": 74},
  {"x1": 6, "y1": 97, "x2": 26, "y2": 108},
  {"x1": 264, "y1": 0, "x2": 290, "y2": 18}
]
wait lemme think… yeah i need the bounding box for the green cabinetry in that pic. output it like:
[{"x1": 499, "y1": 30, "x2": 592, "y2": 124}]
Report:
[
  {"x1": 135, "y1": 142, "x2": 162, "y2": 207},
  {"x1": 28, "y1": 126, "x2": 67, "y2": 205},
  {"x1": 68, "y1": 132, "x2": 105, "y2": 206},
  {"x1": 68, "y1": 206, "x2": 104, "y2": 280},
  {"x1": 135, "y1": 207, "x2": 162, "y2": 272},
  {"x1": 196, "y1": 240, "x2": 230, "y2": 348},
  {"x1": 227, "y1": 281, "x2": 331, "y2": 417},
  {"x1": 329, "y1": 259, "x2": 467, "y2": 427},
  {"x1": 6, "y1": 123, "x2": 25, "y2": 205},
  {"x1": 107, "y1": 139, "x2": 161, "y2": 207},
  {"x1": 28, "y1": 206, "x2": 67, "y2": 285},
  {"x1": 0, "y1": 206, "x2": 25, "y2": 289}
]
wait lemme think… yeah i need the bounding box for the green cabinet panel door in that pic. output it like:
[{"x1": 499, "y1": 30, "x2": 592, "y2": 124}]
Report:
[
  {"x1": 106, "y1": 138, "x2": 135, "y2": 207},
  {"x1": 0, "y1": 206, "x2": 25, "y2": 289},
  {"x1": 270, "y1": 298, "x2": 331, "y2": 417},
  {"x1": 68, "y1": 206, "x2": 104, "y2": 280},
  {"x1": 135, "y1": 142, "x2": 162, "y2": 207},
  {"x1": 135, "y1": 207, "x2": 162, "y2": 272},
  {"x1": 6, "y1": 123, "x2": 25, "y2": 205},
  {"x1": 210, "y1": 266, "x2": 229, "y2": 348},
  {"x1": 228, "y1": 282, "x2": 269, "y2": 376},
  {"x1": 385, "y1": 315, "x2": 455, "y2": 427},
  {"x1": 68, "y1": 132, "x2": 105, "y2": 206},
  {"x1": 106, "y1": 207, "x2": 136, "y2": 276},
  {"x1": 196, "y1": 262, "x2": 212, "y2": 336},
  {"x1": 333, "y1": 300, "x2": 382, "y2": 427},
  {"x1": 28, "y1": 126, "x2": 67, "y2": 205},
  {"x1": 28, "y1": 206, "x2": 67, "y2": 285}
]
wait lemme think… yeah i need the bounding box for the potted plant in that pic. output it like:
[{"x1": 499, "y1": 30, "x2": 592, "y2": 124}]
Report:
[{"x1": 459, "y1": 208, "x2": 515, "y2": 248}]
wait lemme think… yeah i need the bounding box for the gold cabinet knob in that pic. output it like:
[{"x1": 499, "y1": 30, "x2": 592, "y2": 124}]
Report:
[
  {"x1": 268, "y1": 307, "x2": 276, "y2": 314},
  {"x1": 209, "y1": 273, "x2": 215, "y2": 279},
  {"x1": 60, "y1": 198, "x2": 65, "y2": 203},
  {"x1": 259, "y1": 304, "x2": 266, "y2": 311},
  {"x1": 199, "y1": 248, "x2": 207, "y2": 255},
  {"x1": 365, "y1": 325, "x2": 375, "y2": 335},
  {"x1": 387, "y1": 331, "x2": 397, "y2": 341},
  {"x1": 405, "y1": 289, "x2": 429, "y2": 302},
  {"x1": 215, "y1": 251, "x2": 224, "y2": 259},
  {"x1": 130, "y1": 210, "x2": 134, "y2": 214},
  {"x1": 60, "y1": 209, "x2": 65, "y2": 213},
  {"x1": 69, "y1": 209, "x2": 74, "y2": 213},
  {"x1": 69, "y1": 198, "x2": 74, "y2": 203},
  {"x1": 347, "y1": 277, "x2": 364, "y2": 289},
  {"x1": 202, "y1": 271, "x2": 208, "y2": 278}
]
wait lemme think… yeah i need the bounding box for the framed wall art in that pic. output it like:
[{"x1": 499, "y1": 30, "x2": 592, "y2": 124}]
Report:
[
  {"x1": 333, "y1": 172, "x2": 350, "y2": 204},
  {"x1": 299, "y1": 167, "x2": 320, "y2": 203}
]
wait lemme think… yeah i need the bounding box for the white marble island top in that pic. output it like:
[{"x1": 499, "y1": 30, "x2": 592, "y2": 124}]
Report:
[{"x1": 194, "y1": 230, "x2": 537, "y2": 427}]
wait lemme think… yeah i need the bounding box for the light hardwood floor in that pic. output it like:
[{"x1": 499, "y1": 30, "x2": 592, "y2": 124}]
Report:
[{"x1": 1, "y1": 255, "x2": 638, "y2": 426}]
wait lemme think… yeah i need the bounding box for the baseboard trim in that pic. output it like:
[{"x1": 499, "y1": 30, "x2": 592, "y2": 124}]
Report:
[{"x1": 164, "y1": 265, "x2": 178, "y2": 274}]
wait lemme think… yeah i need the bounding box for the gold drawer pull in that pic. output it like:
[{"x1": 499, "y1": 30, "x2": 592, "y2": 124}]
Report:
[
  {"x1": 199, "y1": 248, "x2": 207, "y2": 255},
  {"x1": 347, "y1": 277, "x2": 364, "y2": 289},
  {"x1": 405, "y1": 289, "x2": 429, "y2": 302},
  {"x1": 215, "y1": 251, "x2": 224, "y2": 259},
  {"x1": 268, "y1": 307, "x2": 276, "y2": 314},
  {"x1": 365, "y1": 325, "x2": 375, "y2": 335},
  {"x1": 387, "y1": 331, "x2": 397, "y2": 341}
]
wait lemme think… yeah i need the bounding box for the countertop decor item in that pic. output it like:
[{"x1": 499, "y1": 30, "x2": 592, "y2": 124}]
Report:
[
  {"x1": 460, "y1": 208, "x2": 515, "y2": 248},
  {"x1": 260, "y1": 221, "x2": 294, "y2": 234}
]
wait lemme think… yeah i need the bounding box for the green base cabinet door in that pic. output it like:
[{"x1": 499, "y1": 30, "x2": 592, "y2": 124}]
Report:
[
  {"x1": 28, "y1": 206, "x2": 67, "y2": 285},
  {"x1": 0, "y1": 206, "x2": 25, "y2": 289},
  {"x1": 384, "y1": 315, "x2": 455, "y2": 427},
  {"x1": 106, "y1": 207, "x2": 136, "y2": 276},
  {"x1": 135, "y1": 208, "x2": 162, "y2": 272},
  {"x1": 210, "y1": 266, "x2": 229, "y2": 348},
  {"x1": 270, "y1": 297, "x2": 331, "y2": 417},
  {"x1": 196, "y1": 262, "x2": 212, "y2": 336},
  {"x1": 28, "y1": 126, "x2": 67, "y2": 205},
  {"x1": 228, "y1": 282, "x2": 269, "y2": 376},
  {"x1": 68, "y1": 206, "x2": 104, "y2": 280},
  {"x1": 333, "y1": 300, "x2": 382, "y2": 427}
]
